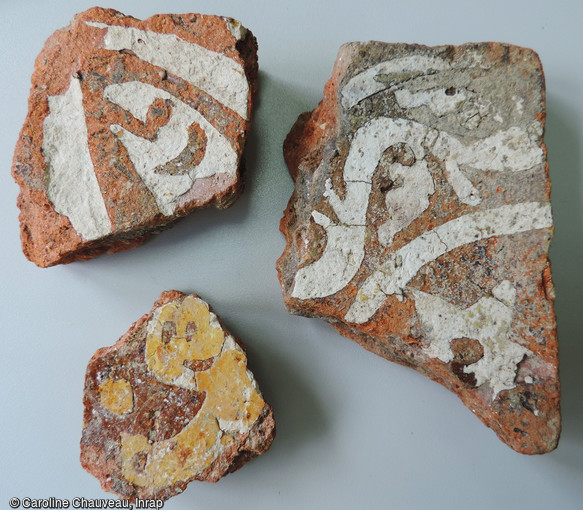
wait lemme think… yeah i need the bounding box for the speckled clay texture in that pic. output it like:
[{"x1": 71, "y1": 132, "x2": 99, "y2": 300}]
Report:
[
  {"x1": 12, "y1": 7, "x2": 258, "y2": 267},
  {"x1": 278, "y1": 42, "x2": 560, "y2": 454}
]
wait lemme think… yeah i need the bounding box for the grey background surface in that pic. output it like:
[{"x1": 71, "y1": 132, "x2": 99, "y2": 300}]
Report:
[{"x1": 1, "y1": 1, "x2": 581, "y2": 509}]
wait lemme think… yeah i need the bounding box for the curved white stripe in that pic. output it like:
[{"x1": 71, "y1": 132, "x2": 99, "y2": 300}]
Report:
[
  {"x1": 292, "y1": 115, "x2": 544, "y2": 303},
  {"x1": 291, "y1": 217, "x2": 366, "y2": 300},
  {"x1": 105, "y1": 81, "x2": 238, "y2": 216},
  {"x1": 341, "y1": 55, "x2": 451, "y2": 110},
  {"x1": 345, "y1": 202, "x2": 553, "y2": 323},
  {"x1": 86, "y1": 21, "x2": 249, "y2": 120},
  {"x1": 291, "y1": 117, "x2": 432, "y2": 300}
]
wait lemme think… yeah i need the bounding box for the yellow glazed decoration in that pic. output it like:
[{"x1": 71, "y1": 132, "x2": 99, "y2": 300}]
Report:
[
  {"x1": 81, "y1": 291, "x2": 275, "y2": 501},
  {"x1": 98, "y1": 378, "x2": 134, "y2": 415},
  {"x1": 121, "y1": 295, "x2": 265, "y2": 490},
  {"x1": 145, "y1": 295, "x2": 226, "y2": 386}
]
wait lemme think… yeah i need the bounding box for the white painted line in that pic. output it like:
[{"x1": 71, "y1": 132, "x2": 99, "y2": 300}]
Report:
[
  {"x1": 86, "y1": 21, "x2": 249, "y2": 120},
  {"x1": 43, "y1": 76, "x2": 111, "y2": 240}
]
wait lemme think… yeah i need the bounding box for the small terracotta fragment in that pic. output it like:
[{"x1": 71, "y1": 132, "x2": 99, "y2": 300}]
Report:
[
  {"x1": 81, "y1": 291, "x2": 275, "y2": 501},
  {"x1": 278, "y1": 42, "x2": 560, "y2": 454},
  {"x1": 12, "y1": 7, "x2": 258, "y2": 267}
]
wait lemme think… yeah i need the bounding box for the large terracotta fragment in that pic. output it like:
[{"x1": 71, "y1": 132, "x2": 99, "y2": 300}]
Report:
[
  {"x1": 12, "y1": 7, "x2": 258, "y2": 267},
  {"x1": 81, "y1": 291, "x2": 275, "y2": 501},
  {"x1": 278, "y1": 42, "x2": 560, "y2": 454}
]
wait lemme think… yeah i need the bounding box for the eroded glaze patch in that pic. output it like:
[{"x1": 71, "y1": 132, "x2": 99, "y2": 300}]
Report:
[{"x1": 413, "y1": 281, "x2": 530, "y2": 398}]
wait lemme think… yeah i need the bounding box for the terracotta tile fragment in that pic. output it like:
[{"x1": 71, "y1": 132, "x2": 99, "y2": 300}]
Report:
[
  {"x1": 81, "y1": 291, "x2": 275, "y2": 501},
  {"x1": 278, "y1": 42, "x2": 560, "y2": 454},
  {"x1": 12, "y1": 7, "x2": 258, "y2": 267}
]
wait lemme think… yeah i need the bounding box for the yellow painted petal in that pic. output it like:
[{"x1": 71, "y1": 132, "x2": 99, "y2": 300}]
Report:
[{"x1": 99, "y1": 378, "x2": 134, "y2": 415}]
